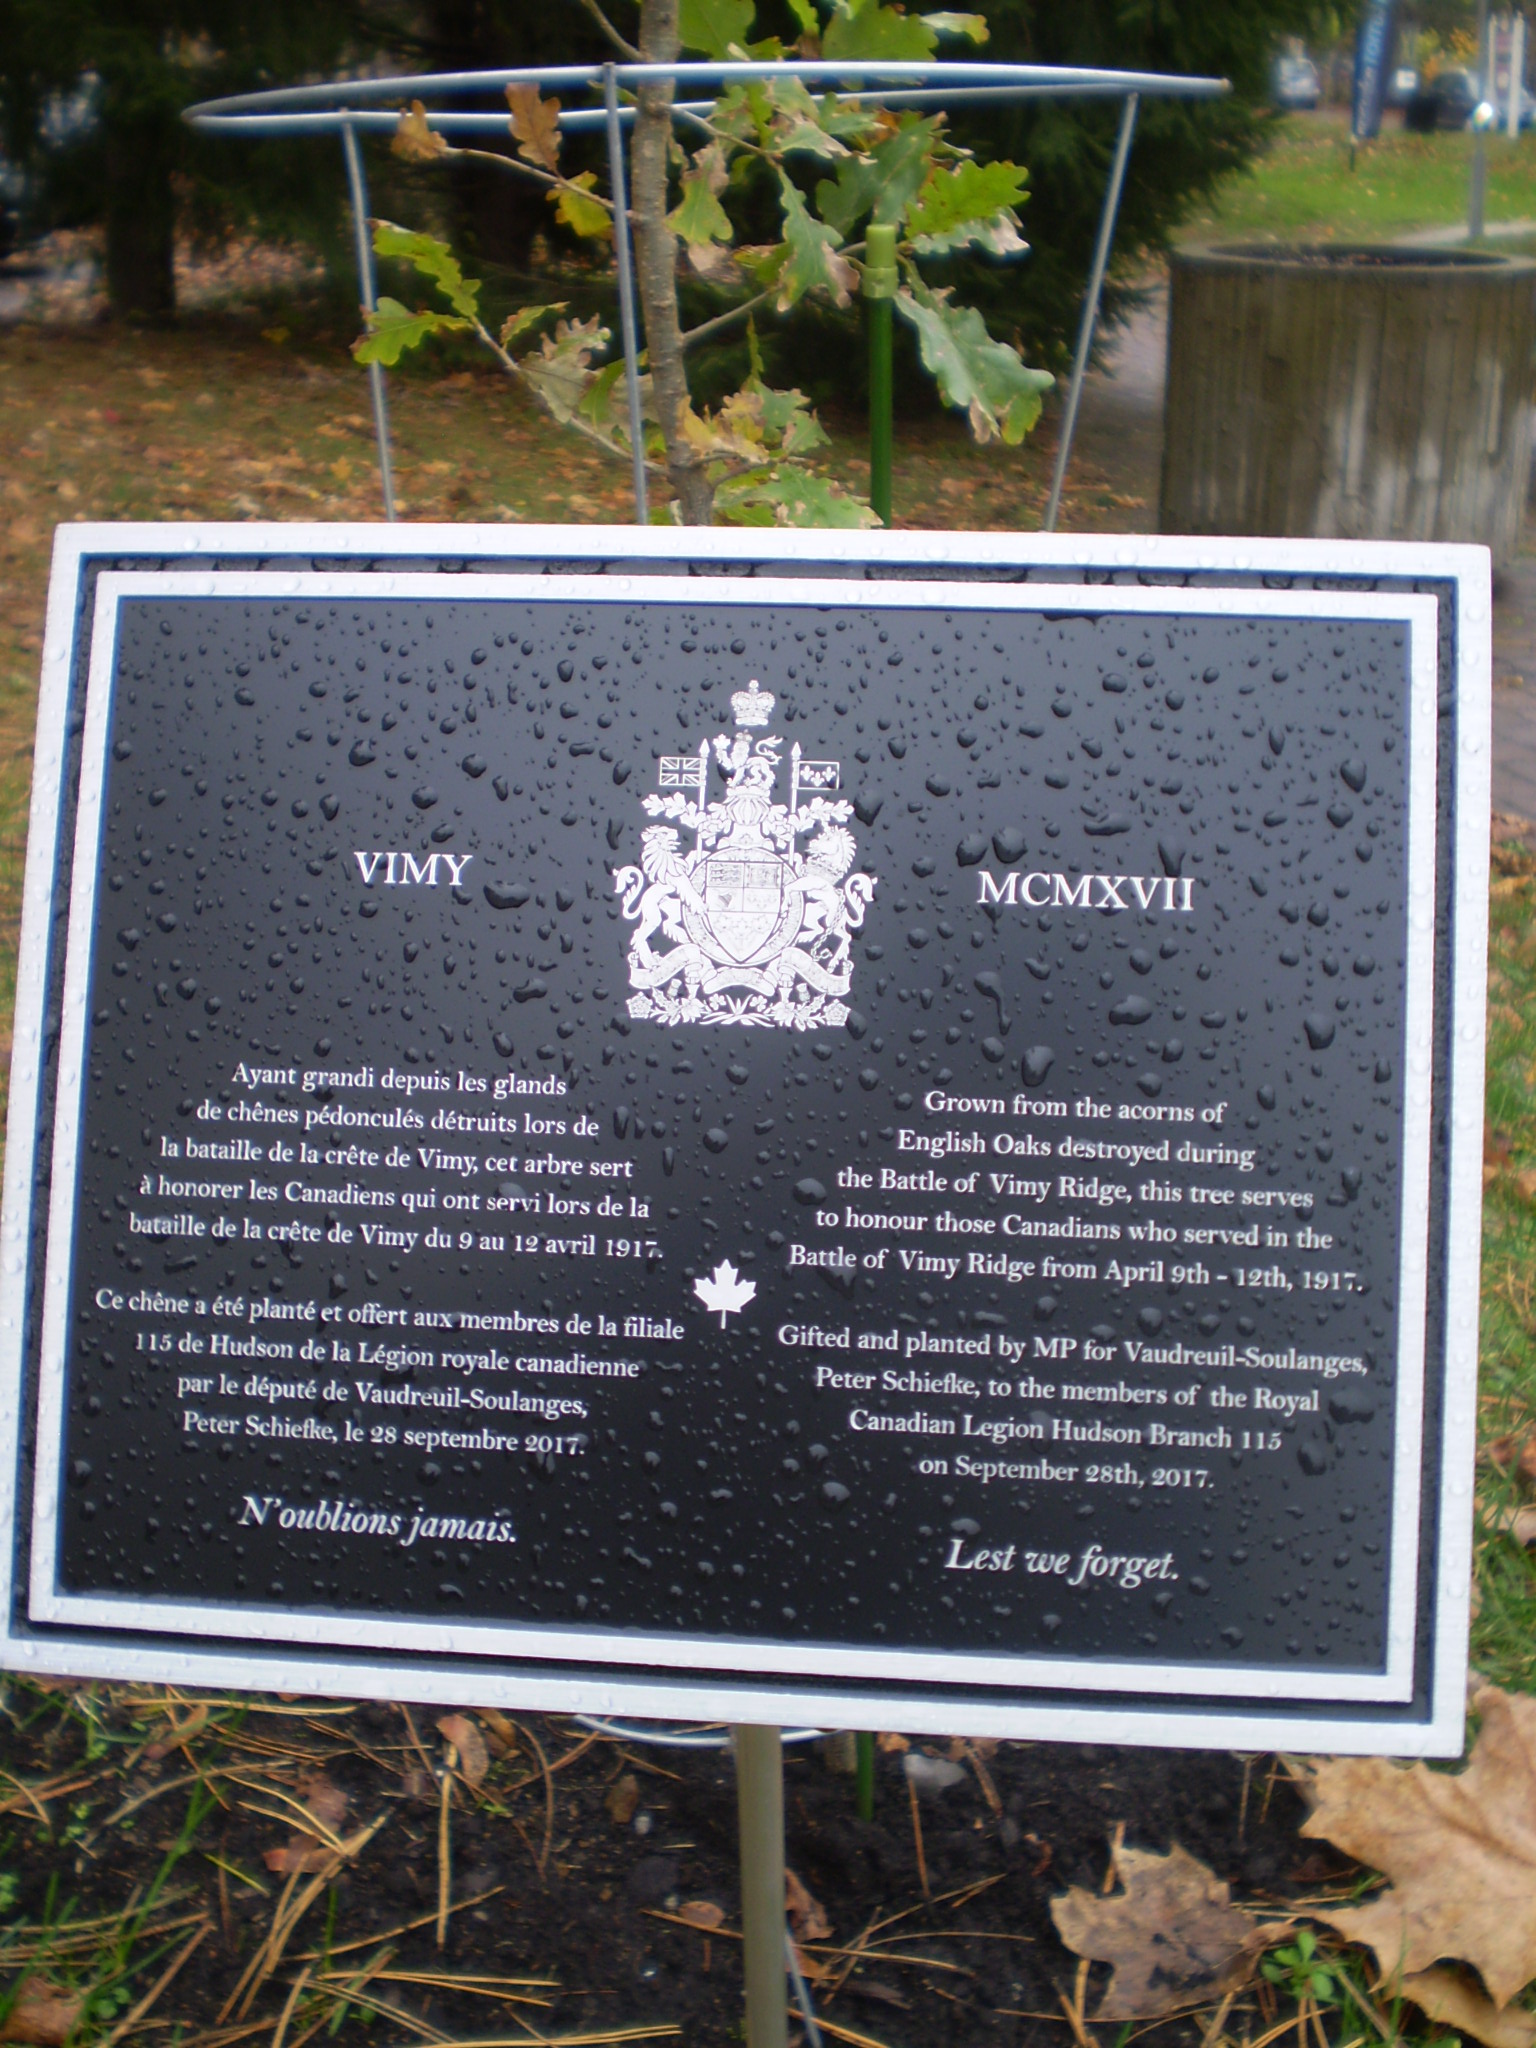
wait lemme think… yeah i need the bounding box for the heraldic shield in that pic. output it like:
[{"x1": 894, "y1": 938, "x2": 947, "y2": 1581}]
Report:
[{"x1": 613, "y1": 679, "x2": 876, "y2": 1029}]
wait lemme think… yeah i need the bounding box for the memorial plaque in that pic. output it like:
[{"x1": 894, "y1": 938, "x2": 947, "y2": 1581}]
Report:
[{"x1": 0, "y1": 528, "x2": 1489, "y2": 1753}]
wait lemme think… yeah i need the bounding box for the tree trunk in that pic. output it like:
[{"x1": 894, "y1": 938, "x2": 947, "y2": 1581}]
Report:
[
  {"x1": 633, "y1": 0, "x2": 713, "y2": 523},
  {"x1": 103, "y1": 110, "x2": 177, "y2": 323}
]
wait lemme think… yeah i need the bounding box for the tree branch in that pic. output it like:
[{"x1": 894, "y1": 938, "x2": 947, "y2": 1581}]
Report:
[{"x1": 575, "y1": 0, "x2": 641, "y2": 60}]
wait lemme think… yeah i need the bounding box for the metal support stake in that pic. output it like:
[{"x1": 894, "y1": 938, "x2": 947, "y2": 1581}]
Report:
[
  {"x1": 1043, "y1": 90, "x2": 1138, "y2": 534},
  {"x1": 604, "y1": 63, "x2": 649, "y2": 525},
  {"x1": 734, "y1": 1724, "x2": 788, "y2": 2048},
  {"x1": 1470, "y1": 0, "x2": 1490, "y2": 241},
  {"x1": 341, "y1": 121, "x2": 397, "y2": 521},
  {"x1": 854, "y1": 1729, "x2": 876, "y2": 1821},
  {"x1": 864, "y1": 222, "x2": 898, "y2": 527}
]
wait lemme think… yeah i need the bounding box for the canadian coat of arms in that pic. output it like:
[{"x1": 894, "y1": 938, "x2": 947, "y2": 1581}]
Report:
[{"x1": 614, "y1": 678, "x2": 876, "y2": 1030}]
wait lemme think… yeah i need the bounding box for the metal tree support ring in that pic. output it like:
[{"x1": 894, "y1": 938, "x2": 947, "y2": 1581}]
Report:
[{"x1": 186, "y1": 57, "x2": 1226, "y2": 530}]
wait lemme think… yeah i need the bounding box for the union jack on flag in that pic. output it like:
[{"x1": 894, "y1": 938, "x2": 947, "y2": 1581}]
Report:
[{"x1": 659, "y1": 753, "x2": 706, "y2": 789}]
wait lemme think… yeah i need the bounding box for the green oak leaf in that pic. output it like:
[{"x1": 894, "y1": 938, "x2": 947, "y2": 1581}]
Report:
[
  {"x1": 371, "y1": 223, "x2": 481, "y2": 320},
  {"x1": 353, "y1": 297, "x2": 471, "y2": 367},
  {"x1": 552, "y1": 171, "x2": 610, "y2": 240},
  {"x1": 785, "y1": 0, "x2": 820, "y2": 34},
  {"x1": 499, "y1": 302, "x2": 566, "y2": 348},
  {"x1": 774, "y1": 172, "x2": 854, "y2": 310},
  {"x1": 907, "y1": 160, "x2": 1027, "y2": 240},
  {"x1": 679, "y1": 0, "x2": 756, "y2": 56},
  {"x1": 895, "y1": 276, "x2": 1054, "y2": 444},
  {"x1": 823, "y1": 0, "x2": 936, "y2": 62},
  {"x1": 519, "y1": 316, "x2": 610, "y2": 424},
  {"x1": 920, "y1": 11, "x2": 988, "y2": 39},
  {"x1": 668, "y1": 170, "x2": 733, "y2": 246},
  {"x1": 716, "y1": 465, "x2": 879, "y2": 528},
  {"x1": 815, "y1": 116, "x2": 941, "y2": 238}
]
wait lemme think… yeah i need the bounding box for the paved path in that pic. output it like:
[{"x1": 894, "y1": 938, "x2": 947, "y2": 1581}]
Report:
[{"x1": 1068, "y1": 285, "x2": 1536, "y2": 829}]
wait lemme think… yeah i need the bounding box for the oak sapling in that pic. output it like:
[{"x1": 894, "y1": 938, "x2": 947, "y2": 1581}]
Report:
[{"x1": 353, "y1": 0, "x2": 1053, "y2": 527}]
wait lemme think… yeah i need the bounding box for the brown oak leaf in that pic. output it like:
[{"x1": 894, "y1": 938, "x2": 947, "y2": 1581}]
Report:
[
  {"x1": 677, "y1": 1900, "x2": 726, "y2": 1930},
  {"x1": 785, "y1": 1869, "x2": 830, "y2": 1943},
  {"x1": 0, "y1": 1988, "x2": 84, "y2": 2046},
  {"x1": 1486, "y1": 1429, "x2": 1536, "y2": 1487},
  {"x1": 393, "y1": 100, "x2": 449, "y2": 162},
  {"x1": 1051, "y1": 1842, "x2": 1279, "y2": 2021},
  {"x1": 507, "y1": 84, "x2": 561, "y2": 172},
  {"x1": 1401, "y1": 1967, "x2": 1536, "y2": 2048},
  {"x1": 605, "y1": 1773, "x2": 641, "y2": 1825},
  {"x1": 1302, "y1": 1685, "x2": 1536, "y2": 2007},
  {"x1": 437, "y1": 1713, "x2": 489, "y2": 1786}
]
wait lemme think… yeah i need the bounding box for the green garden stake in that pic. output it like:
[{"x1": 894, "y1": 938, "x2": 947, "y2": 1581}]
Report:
[
  {"x1": 864, "y1": 222, "x2": 897, "y2": 527},
  {"x1": 855, "y1": 1729, "x2": 876, "y2": 1820}
]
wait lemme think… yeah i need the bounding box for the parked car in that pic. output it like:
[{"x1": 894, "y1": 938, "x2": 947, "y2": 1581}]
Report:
[
  {"x1": 1405, "y1": 67, "x2": 1479, "y2": 130},
  {"x1": 1274, "y1": 55, "x2": 1322, "y2": 110}
]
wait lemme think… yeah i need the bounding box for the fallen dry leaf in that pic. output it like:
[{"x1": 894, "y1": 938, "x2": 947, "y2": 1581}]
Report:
[
  {"x1": 437, "y1": 1713, "x2": 489, "y2": 1786},
  {"x1": 677, "y1": 1900, "x2": 726, "y2": 1931},
  {"x1": 262, "y1": 1834, "x2": 333, "y2": 1876},
  {"x1": 1401, "y1": 1967, "x2": 1536, "y2": 2048},
  {"x1": 144, "y1": 1703, "x2": 209, "y2": 1761},
  {"x1": 785, "y1": 1868, "x2": 831, "y2": 1943},
  {"x1": 1051, "y1": 1842, "x2": 1279, "y2": 2021},
  {"x1": 1303, "y1": 1685, "x2": 1536, "y2": 2007},
  {"x1": 1488, "y1": 1503, "x2": 1536, "y2": 1546},
  {"x1": 1486, "y1": 1429, "x2": 1536, "y2": 1486},
  {"x1": 0, "y1": 1987, "x2": 84, "y2": 2045},
  {"x1": 478, "y1": 1707, "x2": 519, "y2": 1757},
  {"x1": 297, "y1": 1771, "x2": 348, "y2": 1834},
  {"x1": 507, "y1": 84, "x2": 561, "y2": 172},
  {"x1": 605, "y1": 1773, "x2": 641, "y2": 1825},
  {"x1": 876, "y1": 1732, "x2": 909, "y2": 1755}
]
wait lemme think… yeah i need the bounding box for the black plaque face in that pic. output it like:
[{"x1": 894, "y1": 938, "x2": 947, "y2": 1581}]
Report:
[{"x1": 4, "y1": 537, "x2": 1485, "y2": 1752}]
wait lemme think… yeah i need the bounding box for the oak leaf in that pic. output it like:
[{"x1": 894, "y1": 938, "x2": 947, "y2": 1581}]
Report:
[
  {"x1": 393, "y1": 101, "x2": 449, "y2": 163},
  {"x1": 437, "y1": 1713, "x2": 489, "y2": 1786},
  {"x1": 605, "y1": 1773, "x2": 641, "y2": 1825},
  {"x1": 1051, "y1": 1842, "x2": 1279, "y2": 2021},
  {"x1": 785, "y1": 1868, "x2": 831, "y2": 1942},
  {"x1": 678, "y1": 1899, "x2": 727, "y2": 1930},
  {"x1": 1302, "y1": 1686, "x2": 1536, "y2": 2007},
  {"x1": 0, "y1": 1987, "x2": 84, "y2": 2046},
  {"x1": 1400, "y1": 1967, "x2": 1536, "y2": 2048},
  {"x1": 507, "y1": 84, "x2": 561, "y2": 172}
]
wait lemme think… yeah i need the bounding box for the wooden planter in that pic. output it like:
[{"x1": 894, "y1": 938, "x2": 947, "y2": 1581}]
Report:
[{"x1": 1160, "y1": 245, "x2": 1536, "y2": 566}]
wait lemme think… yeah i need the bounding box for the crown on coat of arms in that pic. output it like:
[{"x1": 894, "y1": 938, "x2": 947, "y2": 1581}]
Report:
[{"x1": 731, "y1": 678, "x2": 775, "y2": 728}]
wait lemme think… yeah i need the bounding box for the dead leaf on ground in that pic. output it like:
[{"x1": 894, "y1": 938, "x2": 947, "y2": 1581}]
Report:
[
  {"x1": 478, "y1": 1707, "x2": 519, "y2": 1757},
  {"x1": 393, "y1": 100, "x2": 449, "y2": 163},
  {"x1": 0, "y1": 1986, "x2": 84, "y2": 2045},
  {"x1": 1488, "y1": 1503, "x2": 1536, "y2": 1546},
  {"x1": 785, "y1": 1868, "x2": 831, "y2": 1943},
  {"x1": 1401, "y1": 1966, "x2": 1536, "y2": 2048},
  {"x1": 876, "y1": 1732, "x2": 909, "y2": 1754},
  {"x1": 507, "y1": 84, "x2": 561, "y2": 172},
  {"x1": 1051, "y1": 1841, "x2": 1282, "y2": 2021},
  {"x1": 262, "y1": 1834, "x2": 333, "y2": 1876},
  {"x1": 1486, "y1": 1429, "x2": 1536, "y2": 1487},
  {"x1": 677, "y1": 1900, "x2": 726, "y2": 1930},
  {"x1": 437, "y1": 1713, "x2": 489, "y2": 1786},
  {"x1": 605, "y1": 1773, "x2": 641, "y2": 1826},
  {"x1": 1302, "y1": 1685, "x2": 1536, "y2": 2008},
  {"x1": 297, "y1": 1771, "x2": 348, "y2": 1835},
  {"x1": 144, "y1": 1702, "x2": 209, "y2": 1761}
]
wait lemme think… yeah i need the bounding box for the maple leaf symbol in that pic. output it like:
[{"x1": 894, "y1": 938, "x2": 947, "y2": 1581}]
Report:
[{"x1": 693, "y1": 1260, "x2": 757, "y2": 1327}]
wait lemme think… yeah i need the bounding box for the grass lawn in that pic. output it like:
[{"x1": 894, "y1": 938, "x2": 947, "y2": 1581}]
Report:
[{"x1": 1180, "y1": 109, "x2": 1536, "y2": 245}]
